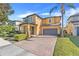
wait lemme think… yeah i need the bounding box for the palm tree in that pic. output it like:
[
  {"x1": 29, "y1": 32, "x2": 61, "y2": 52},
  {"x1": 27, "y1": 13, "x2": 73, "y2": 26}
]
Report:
[{"x1": 50, "y1": 3, "x2": 75, "y2": 37}]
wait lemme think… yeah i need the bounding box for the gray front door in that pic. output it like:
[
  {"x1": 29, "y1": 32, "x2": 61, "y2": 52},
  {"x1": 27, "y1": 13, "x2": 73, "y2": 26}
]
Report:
[
  {"x1": 77, "y1": 27, "x2": 79, "y2": 36},
  {"x1": 31, "y1": 26, "x2": 34, "y2": 35},
  {"x1": 43, "y1": 29, "x2": 57, "y2": 35}
]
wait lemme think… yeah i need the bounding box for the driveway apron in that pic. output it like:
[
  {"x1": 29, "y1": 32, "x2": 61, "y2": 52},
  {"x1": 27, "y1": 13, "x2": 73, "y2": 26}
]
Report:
[{"x1": 15, "y1": 35, "x2": 57, "y2": 56}]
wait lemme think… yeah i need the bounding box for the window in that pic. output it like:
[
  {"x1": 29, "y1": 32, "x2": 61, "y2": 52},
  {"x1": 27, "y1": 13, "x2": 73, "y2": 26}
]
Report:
[
  {"x1": 24, "y1": 18, "x2": 28, "y2": 23},
  {"x1": 49, "y1": 18, "x2": 52, "y2": 23},
  {"x1": 28, "y1": 17, "x2": 32, "y2": 23},
  {"x1": 24, "y1": 16, "x2": 34, "y2": 23}
]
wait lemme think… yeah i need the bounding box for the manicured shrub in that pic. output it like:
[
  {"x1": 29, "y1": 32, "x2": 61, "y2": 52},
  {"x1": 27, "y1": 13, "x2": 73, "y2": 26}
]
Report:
[{"x1": 14, "y1": 34, "x2": 28, "y2": 41}]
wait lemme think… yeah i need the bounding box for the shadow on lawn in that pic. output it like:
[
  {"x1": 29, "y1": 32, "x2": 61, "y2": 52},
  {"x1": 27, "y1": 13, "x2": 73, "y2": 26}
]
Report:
[{"x1": 69, "y1": 36, "x2": 79, "y2": 47}]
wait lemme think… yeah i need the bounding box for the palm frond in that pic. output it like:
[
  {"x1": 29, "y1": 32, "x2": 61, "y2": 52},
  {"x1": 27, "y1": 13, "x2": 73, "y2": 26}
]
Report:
[
  {"x1": 67, "y1": 3, "x2": 75, "y2": 9},
  {"x1": 50, "y1": 6, "x2": 58, "y2": 14}
]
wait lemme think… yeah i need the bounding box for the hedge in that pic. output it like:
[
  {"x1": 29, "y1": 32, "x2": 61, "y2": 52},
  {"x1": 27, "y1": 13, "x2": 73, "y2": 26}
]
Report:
[{"x1": 14, "y1": 34, "x2": 28, "y2": 41}]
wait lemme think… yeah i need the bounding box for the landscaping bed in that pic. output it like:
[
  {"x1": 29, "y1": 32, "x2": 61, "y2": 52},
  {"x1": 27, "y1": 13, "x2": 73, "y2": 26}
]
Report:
[{"x1": 53, "y1": 37, "x2": 79, "y2": 56}]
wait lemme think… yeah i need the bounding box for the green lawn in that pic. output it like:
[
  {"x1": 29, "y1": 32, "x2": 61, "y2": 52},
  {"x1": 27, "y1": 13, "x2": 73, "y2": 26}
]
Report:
[{"x1": 53, "y1": 37, "x2": 79, "y2": 56}]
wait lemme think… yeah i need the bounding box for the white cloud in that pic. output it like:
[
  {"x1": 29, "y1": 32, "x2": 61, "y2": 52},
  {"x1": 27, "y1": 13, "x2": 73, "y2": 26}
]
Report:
[
  {"x1": 51, "y1": 8, "x2": 79, "y2": 17},
  {"x1": 40, "y1": 12, "x2": 61, "y2": 16},
  {"x1": 17, "y1": 12, "x2": 36, "y2": 18},
  {"x1": 40, "y1": 13, "x2": 49, "y2": 16},
  {"x1": 51, "y1": 12, "x2": 61, "y2": 16},
  {"x1": 65, "y1": 8, "x2": 79, "y2": 17}
]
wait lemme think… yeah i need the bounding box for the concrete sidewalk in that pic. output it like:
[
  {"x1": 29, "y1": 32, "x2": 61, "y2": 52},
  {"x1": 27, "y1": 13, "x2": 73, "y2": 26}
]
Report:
[
  {"x1": 0, "y1": 44, "x2": 36, "y2": 56},
  {"x1": 0, "y1": 38, "x2": 11, "y2": 47},
  {"x1": 0, "y1": 38, "x2": 36, "y2": 56}
]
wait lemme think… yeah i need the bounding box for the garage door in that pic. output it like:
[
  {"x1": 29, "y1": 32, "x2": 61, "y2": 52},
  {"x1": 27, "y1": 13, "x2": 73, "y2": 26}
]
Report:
[
  {"x1": 77, "y1": 27, "x2": 79, "y2": 36},
  {"x1": 43, "y1": 29, "x2": 57, "y2": 35}
]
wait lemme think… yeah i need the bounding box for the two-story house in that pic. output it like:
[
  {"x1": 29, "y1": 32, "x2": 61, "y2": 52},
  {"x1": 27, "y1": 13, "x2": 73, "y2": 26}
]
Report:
[
  {"x1": 20, "y1": 14, "x2": 61, "y2": 37},
  {"x1": 65, "y1": 13, "x2": 79, "y2": 36}
]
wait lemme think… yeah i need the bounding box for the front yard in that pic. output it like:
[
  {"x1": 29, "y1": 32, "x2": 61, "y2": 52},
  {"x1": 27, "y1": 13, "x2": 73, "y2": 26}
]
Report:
[{"x1": 53, "y1": 37, "x2": 79, "y2": 56}]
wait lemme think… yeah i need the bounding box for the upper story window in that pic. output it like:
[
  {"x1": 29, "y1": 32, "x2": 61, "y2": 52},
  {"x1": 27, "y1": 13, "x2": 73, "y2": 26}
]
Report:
[
  {"x1": 49, "y1": 18, "x2": 52, "y2": 23},
  {"x1": 76, "y1": 16, "x2": 79, "y2": 21},
  {"x1": 73, "y1": 16, "x2": 77, "y2": 20},
  {"x1": 24, "y1": 16, "x2": 34, "y2": 23}
]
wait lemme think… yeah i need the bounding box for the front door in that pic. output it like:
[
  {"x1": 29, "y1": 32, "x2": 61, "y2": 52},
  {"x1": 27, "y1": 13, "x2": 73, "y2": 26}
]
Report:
[{"x1": 31, "y1": 26, "x2": 34, "y2": 35}]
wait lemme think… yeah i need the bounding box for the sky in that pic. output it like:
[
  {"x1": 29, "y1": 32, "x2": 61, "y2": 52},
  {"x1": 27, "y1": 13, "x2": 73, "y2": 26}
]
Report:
[{"x1": 9, "y1": 3, "x2": 79, "y2": 26}]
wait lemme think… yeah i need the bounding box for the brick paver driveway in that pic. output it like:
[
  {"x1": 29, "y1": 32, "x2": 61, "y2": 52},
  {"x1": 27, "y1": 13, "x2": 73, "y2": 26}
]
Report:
[{"x1": 15, "y1": 35, "x2": 57, "y2": 56}]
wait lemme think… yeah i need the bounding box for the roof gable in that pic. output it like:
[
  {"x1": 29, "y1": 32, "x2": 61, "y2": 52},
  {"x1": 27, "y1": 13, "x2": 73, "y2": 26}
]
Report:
[{"x1": 23, "y1": 13, "x2": 42, "y2": 19}]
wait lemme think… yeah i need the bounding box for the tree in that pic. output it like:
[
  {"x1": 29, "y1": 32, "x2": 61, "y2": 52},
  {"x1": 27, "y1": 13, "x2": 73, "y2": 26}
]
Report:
[
  {"x1": 0, "y1": 3, "x2": 14, "y2": 22},
  {"x1": 0, "y1": 25, "x2": 15, "y2": 37},
  {"x1": 50, "y1": 3, "x2": 75, "y2": 37}
]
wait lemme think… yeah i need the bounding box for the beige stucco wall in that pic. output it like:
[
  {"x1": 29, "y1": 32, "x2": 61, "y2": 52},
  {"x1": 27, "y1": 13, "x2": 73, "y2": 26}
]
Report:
[
  {"x1": 20, "y1": 24, "x2": 27, "y2": 32},
  {"x1": 20, "y1": 24, "x2": 31, "y2": 37},
  {"x1": 42, "y1": 16, "x2": 61, "y2": 24},
  {"x1": 35, "y1": 16, "x2": 42, "y2": 35}
]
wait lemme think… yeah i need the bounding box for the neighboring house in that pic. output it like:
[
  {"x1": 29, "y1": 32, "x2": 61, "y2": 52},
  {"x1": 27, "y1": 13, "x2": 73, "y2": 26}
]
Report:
[
  {"x1": 0, "y1": 22, "x2": 8, "y2": 25},
  {"x1": 8, "y1": 20, "x2": 23, "y2": 31},
  {"x1": 65, "y1": 13, "x2": 79, "y2": 36},
  {"x1": 20, "y1": 14, "x2": 61, "y2": 36}
]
